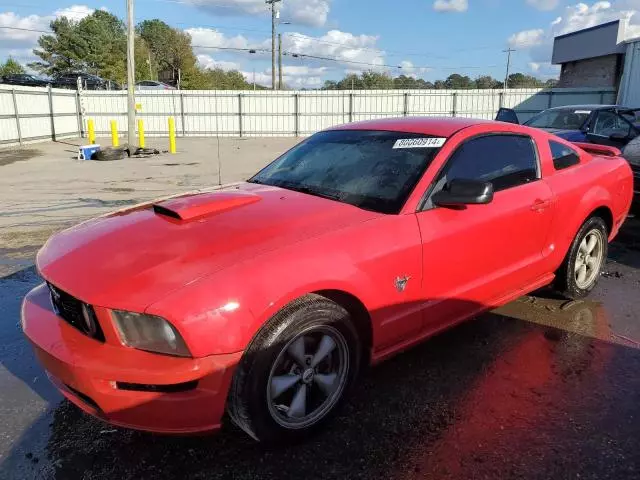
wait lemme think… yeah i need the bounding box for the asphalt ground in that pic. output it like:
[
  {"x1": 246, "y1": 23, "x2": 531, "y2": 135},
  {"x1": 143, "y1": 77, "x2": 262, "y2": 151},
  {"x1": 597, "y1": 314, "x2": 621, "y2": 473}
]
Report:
[{"x1": 1, "y1": 139, "x2": 639, "y2": 479}]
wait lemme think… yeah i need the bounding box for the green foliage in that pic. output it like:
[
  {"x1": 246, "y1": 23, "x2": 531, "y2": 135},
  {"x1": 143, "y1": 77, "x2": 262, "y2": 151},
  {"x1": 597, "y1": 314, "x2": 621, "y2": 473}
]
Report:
[
  {"x1": 0, "y1": 58, "x2": 25, "y2": 76},
  {"x1": 31, "y1": 11, "x2": 127, "y2": 80},
  {"x1": 444, "y1": 73, "x2": 473, "y2": 89},
  {"x1": 507, "y1": 72, "x2": 545, "y2": 88},
  {"x1": 137, "y1": 19, "x2": 199, "y2": 86},
  {"x1": 474, "y1": 75, "x2": 503, "y2": 89},
  {"x1": 322, "y1": 71, "x2": 553, "y2": 90}
]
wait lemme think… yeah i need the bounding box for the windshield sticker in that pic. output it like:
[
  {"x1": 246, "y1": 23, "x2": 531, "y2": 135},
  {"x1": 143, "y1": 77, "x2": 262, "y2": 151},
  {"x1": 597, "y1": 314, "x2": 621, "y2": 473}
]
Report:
[
  {"x1": 393, "y1": 137, "x2": 446, "y2": 149},
  {"x1": 574, "y1": 110, "x2": 592, "y2": 114}
]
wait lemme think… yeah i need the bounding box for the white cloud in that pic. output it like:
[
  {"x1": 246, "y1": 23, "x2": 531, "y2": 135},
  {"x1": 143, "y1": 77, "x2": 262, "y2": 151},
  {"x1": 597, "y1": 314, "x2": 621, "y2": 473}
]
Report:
[
  {"x1": 0, "y1": 5, "x2": 96, "y2": 49},
  {"x1": 196, "y1": 54, "x2": 241, "y2": 71},
  {"x1": 508, "y1": 28, "x2": 545, "y2": 47},
  {"x1": 186, "y1": 27, "x2": 252, "y2": 50},
  {"x1": 0, "y1": 12, "x2": 49, "y2": 46},
  {"x1": 433, "y1": 0, "x2": 468, "y2": 13},
  {"x1": 54, "y1": 5, "x2": 95, "y2": 20},
  {"x1": 398, "y1": 60, "x2": 431, "y2": 77},
  {"x1": 283, "y1": 30, "x2": 385, "y2": 71},
  {"x1": 240, "y1": 68, "x2": 324, "y2": 88},
  {"x1": 182, "y1": 0, "x2": 330, "y2": 27},
  {"x1": 526, "y1": 0, "x2": 560, "y2": 10}
]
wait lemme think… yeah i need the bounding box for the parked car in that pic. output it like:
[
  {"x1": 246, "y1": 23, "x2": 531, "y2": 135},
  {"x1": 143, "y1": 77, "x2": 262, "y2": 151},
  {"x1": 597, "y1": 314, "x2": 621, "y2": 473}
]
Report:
[
  {"x1": 52, "y1": 72, "x2": 120, "y2": 90},
  {"x1": 22, "y1": 117, "x2": 633, "y2": 443},
  {"x1": 1, "y1": 73, "x2": 50, "y2": 87},
  {"x1": 497, "y1": 105, "x2": 640, "y2": 211},
  {"x1": 135, "y1": 80, "x2": 176, "y2": 90}
]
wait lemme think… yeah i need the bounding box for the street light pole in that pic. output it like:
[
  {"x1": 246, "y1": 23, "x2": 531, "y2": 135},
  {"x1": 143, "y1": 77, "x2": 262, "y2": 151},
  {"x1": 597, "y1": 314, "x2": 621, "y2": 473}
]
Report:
[
  {"x1": 266, "y1": 0, "x2": 281, "y2": 90},
  {"x1": 503, "y1": 48, "x2": 515, "y2": 93},
  {"x1": 278, "y1": 33, "x2": 283, "y2": 90},
  {"x1": 126, "y1": 0, "x2": 136, "y2": 147}
]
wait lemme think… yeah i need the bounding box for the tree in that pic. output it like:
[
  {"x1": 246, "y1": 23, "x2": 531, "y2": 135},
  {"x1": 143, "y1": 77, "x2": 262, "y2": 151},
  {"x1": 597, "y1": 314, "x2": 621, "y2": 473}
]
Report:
[
  {"x1": 360, "y1": 71, "x2": 394, "y2": 89},
  {"x1": 444, "y1": 73, "x2": 474, "y2": 89},
  {"x1": 507, "y1": 72, "x2": 543, "y2": 88},
  {"x1": 474, "y1": 75, "x2": 501, "y2": 89},
  {"x1": 138, "y1": 19, "x2": 199, "y2": 86},
  {"x1": 0, "y1": 58, "x2": 25, "y2": 76},
  {"x1": 30, "y1": 11, "x2": 127, "y2": 80}
]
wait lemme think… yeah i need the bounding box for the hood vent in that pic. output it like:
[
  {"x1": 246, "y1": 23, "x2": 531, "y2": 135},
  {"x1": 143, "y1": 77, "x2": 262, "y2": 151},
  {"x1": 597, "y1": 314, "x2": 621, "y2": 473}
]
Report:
[{"x1": 152, "y1": 191, "x2": 261, "y2": 221}]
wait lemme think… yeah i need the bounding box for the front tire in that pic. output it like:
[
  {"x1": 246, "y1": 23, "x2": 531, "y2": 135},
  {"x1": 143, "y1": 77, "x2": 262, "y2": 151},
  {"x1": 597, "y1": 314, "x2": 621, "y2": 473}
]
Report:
[
  {"x1": 555, "y1": 216, "x2": 608, "y2": 299},
  {"x1": 227, "y1": 295, "x2": 361, "y2": 443}
]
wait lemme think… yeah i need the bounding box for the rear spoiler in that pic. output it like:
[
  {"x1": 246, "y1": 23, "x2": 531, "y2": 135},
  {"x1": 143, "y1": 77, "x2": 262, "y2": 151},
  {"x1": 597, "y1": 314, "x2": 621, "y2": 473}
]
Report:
[{"x1": 571, "y1": 142, "x2": 622, "y2": 157}]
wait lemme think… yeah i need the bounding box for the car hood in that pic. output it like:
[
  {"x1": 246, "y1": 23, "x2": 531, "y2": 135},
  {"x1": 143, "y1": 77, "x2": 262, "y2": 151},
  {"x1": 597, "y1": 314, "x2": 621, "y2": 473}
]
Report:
[{"x1": 37, "y1": 182, "x2": 379, "y2": 312}]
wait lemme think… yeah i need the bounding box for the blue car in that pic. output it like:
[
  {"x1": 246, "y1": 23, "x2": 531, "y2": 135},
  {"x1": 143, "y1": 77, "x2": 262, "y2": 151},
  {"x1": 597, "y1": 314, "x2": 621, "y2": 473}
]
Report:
[{"x1": 497, "y1": 104, "x2": 640, "y2": 212}]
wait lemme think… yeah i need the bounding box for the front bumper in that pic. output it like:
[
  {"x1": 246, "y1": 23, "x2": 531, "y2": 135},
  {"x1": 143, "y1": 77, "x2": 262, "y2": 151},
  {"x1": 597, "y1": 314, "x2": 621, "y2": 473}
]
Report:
[{"x1": 21, "y1": 283, "x2": 242, "y2": 434}]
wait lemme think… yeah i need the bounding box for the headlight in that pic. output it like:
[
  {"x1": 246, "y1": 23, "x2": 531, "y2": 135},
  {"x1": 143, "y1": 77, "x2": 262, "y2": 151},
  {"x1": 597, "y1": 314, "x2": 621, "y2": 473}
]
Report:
[{"x1": 111, "y1": 310, "x2": 191, "y2": 357}]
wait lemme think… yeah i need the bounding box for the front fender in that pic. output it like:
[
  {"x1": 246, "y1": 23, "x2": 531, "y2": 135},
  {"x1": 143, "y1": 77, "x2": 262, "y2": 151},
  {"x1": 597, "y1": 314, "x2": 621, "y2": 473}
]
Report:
[{"x1": 146, "y1": 252, "x2": 378, "y2": 357}]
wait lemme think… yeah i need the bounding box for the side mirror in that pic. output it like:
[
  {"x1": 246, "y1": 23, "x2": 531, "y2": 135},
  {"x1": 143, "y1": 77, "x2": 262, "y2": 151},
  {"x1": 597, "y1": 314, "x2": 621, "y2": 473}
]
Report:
[
  {"x1": 495, "y1": 108, "x2": 520, "y2": 125},
  {"x1": 432, "y1": 179, "x2": 494, "y2": 208}
]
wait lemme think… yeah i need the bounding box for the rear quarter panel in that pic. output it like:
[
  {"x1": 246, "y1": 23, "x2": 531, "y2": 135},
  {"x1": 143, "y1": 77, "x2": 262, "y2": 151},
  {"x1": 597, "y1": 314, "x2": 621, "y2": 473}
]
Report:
[{"x1": 534, "y1": 132, "x2": 633, "y2": 272}]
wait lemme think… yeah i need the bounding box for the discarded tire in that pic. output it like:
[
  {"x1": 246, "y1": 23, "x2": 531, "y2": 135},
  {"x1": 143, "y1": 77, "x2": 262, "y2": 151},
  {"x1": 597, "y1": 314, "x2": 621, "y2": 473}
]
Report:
[
  {"x1": 93, "y1": 147, "x2": 128, "y2": 161},
  {"x1": 132, "y1": 147, "x2": 160, "y2": 156}
]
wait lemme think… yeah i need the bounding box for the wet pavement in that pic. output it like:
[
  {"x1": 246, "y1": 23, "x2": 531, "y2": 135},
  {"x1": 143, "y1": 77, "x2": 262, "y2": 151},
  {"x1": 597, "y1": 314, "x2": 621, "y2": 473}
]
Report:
[{"x1": 1, "y1": 219, "x2": 639, "y2": 479}]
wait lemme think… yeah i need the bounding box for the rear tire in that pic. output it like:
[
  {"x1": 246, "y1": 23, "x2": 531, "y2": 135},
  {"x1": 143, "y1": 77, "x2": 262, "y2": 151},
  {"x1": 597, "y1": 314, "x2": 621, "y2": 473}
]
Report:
[
  {"x1": 555, "y1": 216, "x2": 608, "y2": 299},
  {"x1": 227, "y1": 294, "x2": 361, "y2": 443}
]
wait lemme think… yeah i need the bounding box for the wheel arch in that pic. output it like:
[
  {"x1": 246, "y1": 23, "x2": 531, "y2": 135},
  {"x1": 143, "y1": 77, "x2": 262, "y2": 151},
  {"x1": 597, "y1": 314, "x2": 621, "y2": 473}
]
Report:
[
  {"x1": 313, "y1": 289, "x2": 373, "y2": 366},
  {"x1": 588, "y1": 205, "x2": 614, "y2": 237}
]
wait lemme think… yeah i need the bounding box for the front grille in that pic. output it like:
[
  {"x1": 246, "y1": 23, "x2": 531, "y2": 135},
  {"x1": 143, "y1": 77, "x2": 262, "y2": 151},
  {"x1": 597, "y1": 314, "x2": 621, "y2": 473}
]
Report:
[{"x1": 47, "y1": 283, "x2": 105, "y2": 342}]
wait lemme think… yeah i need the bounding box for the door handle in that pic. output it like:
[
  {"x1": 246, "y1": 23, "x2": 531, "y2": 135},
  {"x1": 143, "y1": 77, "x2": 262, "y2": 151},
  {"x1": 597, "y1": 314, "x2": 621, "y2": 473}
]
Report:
[{"x1": 531, "y1": 199, "x2": 550, "y2": 212}]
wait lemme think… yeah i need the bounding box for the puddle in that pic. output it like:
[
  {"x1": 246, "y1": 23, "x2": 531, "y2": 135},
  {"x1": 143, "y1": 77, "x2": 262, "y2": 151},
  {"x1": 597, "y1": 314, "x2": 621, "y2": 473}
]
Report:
[{"x1": 0, "y1": 149, "x2": 42, "y2": 167}]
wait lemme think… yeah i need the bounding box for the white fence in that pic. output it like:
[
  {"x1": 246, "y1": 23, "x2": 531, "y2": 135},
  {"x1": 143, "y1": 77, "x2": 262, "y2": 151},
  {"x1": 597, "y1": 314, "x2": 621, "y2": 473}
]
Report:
[
  {"x1": 0, "y1": 86, "x2": 618, "y2": 146},
  {"x1": 0, "y1": 85, "x2": 80, "y2": 145}
]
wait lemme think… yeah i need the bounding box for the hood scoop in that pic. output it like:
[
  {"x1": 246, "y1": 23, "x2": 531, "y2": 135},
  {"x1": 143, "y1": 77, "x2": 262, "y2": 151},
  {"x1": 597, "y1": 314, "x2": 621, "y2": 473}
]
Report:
[{"x1": 152, "y1": 191, "x2": 261, "y2": 221}]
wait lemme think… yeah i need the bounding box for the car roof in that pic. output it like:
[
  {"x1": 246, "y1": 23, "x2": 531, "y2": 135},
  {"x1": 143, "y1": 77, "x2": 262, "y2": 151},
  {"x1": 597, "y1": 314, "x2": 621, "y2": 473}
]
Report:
[{"x1": 331, "y1": 116, "x2": 494, "y2": 137}]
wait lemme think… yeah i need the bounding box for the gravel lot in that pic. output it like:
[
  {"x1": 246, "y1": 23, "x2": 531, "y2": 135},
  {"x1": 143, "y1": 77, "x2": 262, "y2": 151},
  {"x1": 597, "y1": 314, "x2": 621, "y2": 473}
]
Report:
[{"x1": 1, "y1": 138, "x2": 639, "y2": 480}]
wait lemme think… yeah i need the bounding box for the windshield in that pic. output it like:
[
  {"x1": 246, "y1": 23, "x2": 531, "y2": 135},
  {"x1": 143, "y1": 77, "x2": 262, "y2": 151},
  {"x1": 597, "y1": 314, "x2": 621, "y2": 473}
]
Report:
[
  {"x1": 525, "y1": 109, "x2": 591, "y2": 130},
  {"x1": 249, "y1": 130, "x2": 445, "y2": 214}
]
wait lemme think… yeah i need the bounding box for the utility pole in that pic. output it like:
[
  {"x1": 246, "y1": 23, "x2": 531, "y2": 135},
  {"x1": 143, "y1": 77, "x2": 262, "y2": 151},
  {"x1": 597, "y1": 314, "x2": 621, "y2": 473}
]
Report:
[
  {"x1": 278, "y1": 33, "x2": 283, "y2": 90},
  {"x1": 126, "y1": 0, "x2": 136, "y2": 147},
  {"x1": 266, "y1": 0, "x2": 281, "y2": 90},
  {"x1": 503, "y1": 48, "x2": 515, "y2": 92}
]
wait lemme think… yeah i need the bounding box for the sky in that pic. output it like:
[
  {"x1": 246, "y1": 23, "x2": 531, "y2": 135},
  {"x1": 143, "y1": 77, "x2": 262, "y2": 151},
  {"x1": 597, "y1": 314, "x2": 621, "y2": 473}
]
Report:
[{"x1": 1, "y1": 0, "x2": 640, "y2": 88}]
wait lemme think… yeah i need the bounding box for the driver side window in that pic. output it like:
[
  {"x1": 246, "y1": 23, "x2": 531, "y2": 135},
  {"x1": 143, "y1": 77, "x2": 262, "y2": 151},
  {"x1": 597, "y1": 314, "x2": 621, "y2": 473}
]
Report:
[{"x1": 426, "y1": 134, "x2": 538, "y2": 208}]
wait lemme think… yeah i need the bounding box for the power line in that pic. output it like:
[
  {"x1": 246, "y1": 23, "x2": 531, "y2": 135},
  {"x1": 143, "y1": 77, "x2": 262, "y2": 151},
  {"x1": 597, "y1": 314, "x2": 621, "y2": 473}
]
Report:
[
  {"x1": 0, "y1": 26, "x2": 50, "y2": 34},
  {"x1": 0, "y1": 25, "x2": 503, "y2": 75}
]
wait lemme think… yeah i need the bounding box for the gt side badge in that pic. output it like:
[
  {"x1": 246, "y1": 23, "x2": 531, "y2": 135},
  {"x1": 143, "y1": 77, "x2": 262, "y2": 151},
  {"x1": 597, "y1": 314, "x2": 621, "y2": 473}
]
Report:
[{"x1": 395, "y1": 276, "x2": 411, "y2": 292}]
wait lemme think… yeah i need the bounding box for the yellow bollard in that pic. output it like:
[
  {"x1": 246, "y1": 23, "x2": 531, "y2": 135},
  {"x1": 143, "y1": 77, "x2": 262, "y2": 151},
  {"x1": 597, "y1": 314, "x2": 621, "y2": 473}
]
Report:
[
  {"x1": 168, "y1": 117, "x2": 176, "y2": 154},
  {"x1": 138, "y1": 119, "x2": 145, "y2": 148},
  {"x1": 110, "y1": 120, "x2": 119, "y2": 147},
  {"x1": 87, "y1": 119, "x2": 96, "y2": 144}
]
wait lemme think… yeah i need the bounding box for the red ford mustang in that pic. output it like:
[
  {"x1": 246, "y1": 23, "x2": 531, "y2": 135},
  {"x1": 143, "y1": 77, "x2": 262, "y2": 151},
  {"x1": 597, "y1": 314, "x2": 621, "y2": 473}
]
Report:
[{"x1": 22, "y1": 117, "x2": 633, "y2": 442}]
